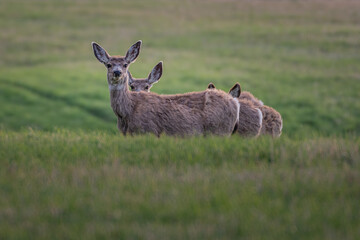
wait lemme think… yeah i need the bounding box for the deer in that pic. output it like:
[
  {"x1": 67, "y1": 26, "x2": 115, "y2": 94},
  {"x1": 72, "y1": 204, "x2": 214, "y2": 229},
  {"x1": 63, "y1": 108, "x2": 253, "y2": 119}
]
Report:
[
  {"x1": 92, "y1": 41, "x2": 240, "y2": 137},
  {"x1": 209, "y1": 83, "x2": 282, "y2": 138},
  {"x1": 127, "y1": 71, "x2": 261, "y2": 138},
  {"x1": 208, "y1": 83, "x2": 263, "y2": 138},
  {"x1": 128, "y1": 70, "x2": 160, "y2": 92}
]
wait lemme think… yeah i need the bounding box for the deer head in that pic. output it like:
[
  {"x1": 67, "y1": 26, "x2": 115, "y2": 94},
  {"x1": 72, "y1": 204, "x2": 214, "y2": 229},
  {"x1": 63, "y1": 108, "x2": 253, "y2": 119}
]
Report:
[
  {"x1": 128, "y1": 62, "x2": 163, "y2": 92},
  {"x1": 92, "y1": 41, "x2": 142, "y2": 87}
]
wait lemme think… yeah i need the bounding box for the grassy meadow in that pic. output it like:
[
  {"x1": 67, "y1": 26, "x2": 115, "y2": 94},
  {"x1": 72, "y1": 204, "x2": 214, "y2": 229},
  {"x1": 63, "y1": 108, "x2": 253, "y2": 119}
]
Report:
[{"x1": 0, "y1": 0, "x2": 360, "y2": 239}]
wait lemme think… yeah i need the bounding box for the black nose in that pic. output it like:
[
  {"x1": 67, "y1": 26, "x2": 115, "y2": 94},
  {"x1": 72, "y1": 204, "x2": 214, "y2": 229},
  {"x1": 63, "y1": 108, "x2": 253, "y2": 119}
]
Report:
[{"x1": 113, "y1": 71, "x2": 121, "y2": 77}]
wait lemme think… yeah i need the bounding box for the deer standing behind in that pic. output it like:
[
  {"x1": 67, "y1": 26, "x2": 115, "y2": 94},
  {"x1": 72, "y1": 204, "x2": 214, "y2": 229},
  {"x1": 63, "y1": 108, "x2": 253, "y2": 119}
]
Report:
[
  {"x1": 92, "y1": 41, "x2": 240, "y2": 137},
  {"x1": 128, "y1": 70, "x2": 160, "y2": 92},
  {"x1": 234, "y1": 87, "x2": 282, "y2": 137},
  {"x1": 208, "y1": 83, "x2": 263, "y2": 138},
  {"x1": 210, "y1": 83, "x2": 282, "y2": 138},
  {"x1": 129, "y1": 73, "x2": 262, "y2": 138},
  {"x1": 210, "y1": 83, "x2": 282, "y2": 137},
  {"x1": 127, "y1": 61, "x2": 282, "y2": 138}
]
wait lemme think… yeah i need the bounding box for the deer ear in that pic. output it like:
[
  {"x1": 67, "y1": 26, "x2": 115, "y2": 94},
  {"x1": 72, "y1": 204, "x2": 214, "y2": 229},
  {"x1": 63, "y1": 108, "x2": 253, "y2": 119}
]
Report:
[
  {"x1": 91, "y1": 42, "x2": 110, "y2": 64},
  {"x1": 207, "y1": 83, "x2": 216, "y2": 89},
  {"x1": 127, "y1": 71, "x2": 134, "y2": 84},
  {"x1": 229, "y1": 83, "x2": 241, "y2": 98},
  {"x1": 92, "y1": 42, "x2": 110, "y2": 64},
  {"x1": 148, "y1": 61, "x2": 163, "y2": 84},
  {"x1": 125, "y1": 40, "x2": 142, "y2": 63}
]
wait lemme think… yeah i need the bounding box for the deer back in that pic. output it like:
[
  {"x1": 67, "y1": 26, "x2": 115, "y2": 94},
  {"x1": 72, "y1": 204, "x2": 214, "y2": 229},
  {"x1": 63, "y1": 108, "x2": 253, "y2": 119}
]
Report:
[
  {"x1": 128, "y1": 89, "x2": 239, "y2": 136},
  {"x1": 240, "y1": 91, "x2": 264, "y2": 107}
]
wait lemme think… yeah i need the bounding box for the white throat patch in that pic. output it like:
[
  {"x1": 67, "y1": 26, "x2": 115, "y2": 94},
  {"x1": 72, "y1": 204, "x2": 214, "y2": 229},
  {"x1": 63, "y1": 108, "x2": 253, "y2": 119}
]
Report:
[{"x1": 109, "y1": 83, "x2": 125, "y2": 91}]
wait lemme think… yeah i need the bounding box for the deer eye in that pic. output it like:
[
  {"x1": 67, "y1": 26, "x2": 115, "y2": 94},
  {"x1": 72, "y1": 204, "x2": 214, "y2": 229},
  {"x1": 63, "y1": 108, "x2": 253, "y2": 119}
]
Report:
[
  {"x1": 106, "y1": 64, "x2": 112, "y2": 68},
  {"x1": 123, "y1": 63, "x2": 128, "y2": 68}
]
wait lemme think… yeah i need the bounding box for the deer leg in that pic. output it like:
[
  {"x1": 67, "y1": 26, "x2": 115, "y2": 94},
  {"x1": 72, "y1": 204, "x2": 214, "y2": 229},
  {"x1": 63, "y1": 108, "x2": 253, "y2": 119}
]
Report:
[{"x1": 117, "y1": 117, "x2": 128, "y2": 136}]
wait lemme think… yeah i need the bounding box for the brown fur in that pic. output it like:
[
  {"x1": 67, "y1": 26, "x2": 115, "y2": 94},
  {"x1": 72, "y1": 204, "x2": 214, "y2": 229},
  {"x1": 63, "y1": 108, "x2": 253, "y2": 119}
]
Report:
[
  {"x1": 92, "y1": 41, "x2": 239, "y2": 137},
  {"x1": 208, "y1": 83, "x2": 262, "y2": 138},
  {"x1": 224, "y1": 84, "x2": 282, "y2": 138},
  {"x1": 236, "y1": 89, "x2": 283, "y2": 137},
  {"x1": 240, "y1": 91, "x2": 264, "y2": 107},
  {"x1": 237, "y1": 99, "x2": 262, "y2": 137},
  {"x1": 259, "y1": 105, "x2": 282, "y2": 137}
]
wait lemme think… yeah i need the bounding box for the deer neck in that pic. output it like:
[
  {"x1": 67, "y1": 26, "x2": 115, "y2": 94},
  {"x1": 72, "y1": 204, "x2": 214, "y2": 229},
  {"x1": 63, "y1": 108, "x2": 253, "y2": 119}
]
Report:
[{"x1": 109, "y1": 75, "x2": 133, "y2": 119}]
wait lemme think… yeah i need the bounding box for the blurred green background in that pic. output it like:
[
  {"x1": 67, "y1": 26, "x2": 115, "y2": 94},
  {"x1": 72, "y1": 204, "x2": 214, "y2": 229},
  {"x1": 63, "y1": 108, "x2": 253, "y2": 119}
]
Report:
[{"x1": 1, "y1": 0, "x2": 359, "y2": 136}]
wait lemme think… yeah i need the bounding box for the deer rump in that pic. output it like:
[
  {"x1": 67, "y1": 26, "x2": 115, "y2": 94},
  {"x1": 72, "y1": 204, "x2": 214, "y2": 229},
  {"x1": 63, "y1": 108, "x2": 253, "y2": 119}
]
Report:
[{"x1": 122, "y1": 89, "x2": 239, "y2": 136}]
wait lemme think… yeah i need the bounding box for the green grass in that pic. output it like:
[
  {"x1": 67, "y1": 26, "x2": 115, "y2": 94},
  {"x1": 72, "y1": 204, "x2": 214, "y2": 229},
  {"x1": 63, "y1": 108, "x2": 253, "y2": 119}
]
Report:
[
  {"x1": 1, "y1": 130, "x2": 359, "y2": 239},
  {"x1": 1, "y1": 0, "x2": 360, "y2": 239}
]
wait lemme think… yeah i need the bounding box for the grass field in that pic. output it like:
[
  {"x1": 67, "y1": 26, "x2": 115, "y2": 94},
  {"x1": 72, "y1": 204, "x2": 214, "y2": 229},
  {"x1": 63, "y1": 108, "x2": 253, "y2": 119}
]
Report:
[
  {"x1": 0, "y1": 0, "x2": 360, "y2": 239},
  {"x1": 1, "y1": 130, "x2": 359, "y2": 239}
]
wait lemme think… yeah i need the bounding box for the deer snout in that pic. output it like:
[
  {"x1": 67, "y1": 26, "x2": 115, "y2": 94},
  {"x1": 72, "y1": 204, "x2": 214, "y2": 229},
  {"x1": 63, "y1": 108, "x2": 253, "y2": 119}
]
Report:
[{"x1": 113, "y1": 70, "x2": 121, "y2": 77}]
